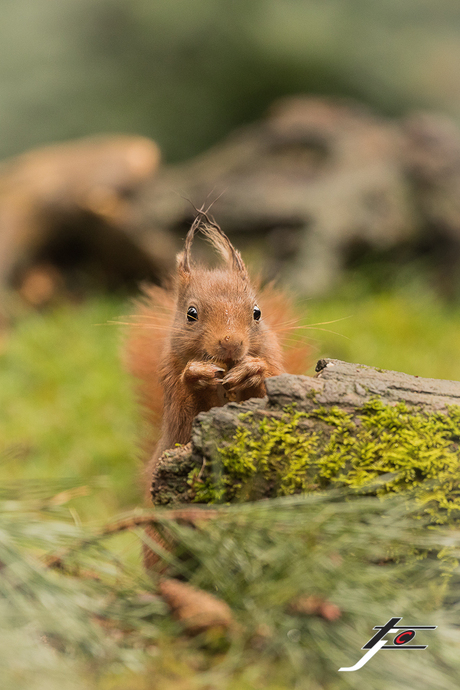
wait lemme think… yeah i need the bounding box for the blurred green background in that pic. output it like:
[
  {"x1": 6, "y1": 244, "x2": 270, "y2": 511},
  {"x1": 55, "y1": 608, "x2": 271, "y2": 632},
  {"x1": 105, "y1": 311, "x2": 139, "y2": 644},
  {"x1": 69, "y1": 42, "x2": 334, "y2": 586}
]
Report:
[{"x1": 1, "y1": 0, "x2": 460, "y2": 163}]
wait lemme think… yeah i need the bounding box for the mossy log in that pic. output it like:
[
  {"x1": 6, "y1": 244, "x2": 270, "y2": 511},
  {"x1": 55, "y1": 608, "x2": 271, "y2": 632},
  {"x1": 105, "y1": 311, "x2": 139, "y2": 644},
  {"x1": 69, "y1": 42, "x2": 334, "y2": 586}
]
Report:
[{"x1": 150, "y1": 359, "x2": 460, "y2": 522}]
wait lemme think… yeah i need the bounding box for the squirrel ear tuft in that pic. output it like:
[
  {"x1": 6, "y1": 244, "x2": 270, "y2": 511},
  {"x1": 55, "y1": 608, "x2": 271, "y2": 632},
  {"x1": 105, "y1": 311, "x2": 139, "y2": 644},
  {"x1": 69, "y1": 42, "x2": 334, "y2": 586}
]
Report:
[
  {"x1": 180, "y1": 205, "x2": 249, "y2": 279},
  {"x1": 178, "y1": 215, "x2": 201, "y2": 275},
  {"x1": 177, "y1": 218, "x2": 199, "y2": 276},
  {"x1": 201, "y1": 224, "x2": 248, "y2": 276},
  {"x1": 193, "y1": 207, "x2": 249, "y2": 278},
  {"x1": 176, "y1": 251, "x2": 191, "y2": 285}
]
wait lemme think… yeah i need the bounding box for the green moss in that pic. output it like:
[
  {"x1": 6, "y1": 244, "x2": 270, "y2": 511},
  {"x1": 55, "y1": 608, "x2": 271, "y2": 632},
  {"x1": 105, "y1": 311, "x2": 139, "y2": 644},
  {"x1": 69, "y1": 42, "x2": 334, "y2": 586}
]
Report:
[
  {"x1": 314, "y1": 400, "x2": 460, "y2": 522},
  {"x1": 192, "y1": 400, "x2": 460, "y2": 523}
]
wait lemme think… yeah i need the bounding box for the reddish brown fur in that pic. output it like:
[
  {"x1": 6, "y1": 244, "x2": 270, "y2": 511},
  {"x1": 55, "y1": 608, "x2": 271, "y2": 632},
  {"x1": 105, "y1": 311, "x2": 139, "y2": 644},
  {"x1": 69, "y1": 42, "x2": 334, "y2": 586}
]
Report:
[{"x1": 125, "y1": 218, "x2": 312, "y2": 491}]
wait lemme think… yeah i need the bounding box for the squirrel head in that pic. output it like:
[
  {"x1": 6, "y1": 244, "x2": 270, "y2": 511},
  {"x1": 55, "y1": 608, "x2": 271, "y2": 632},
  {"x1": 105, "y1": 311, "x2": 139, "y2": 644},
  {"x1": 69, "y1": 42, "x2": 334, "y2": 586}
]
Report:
[{"x1": 170, "y1": 212, "x2": 266, "y2": 367}]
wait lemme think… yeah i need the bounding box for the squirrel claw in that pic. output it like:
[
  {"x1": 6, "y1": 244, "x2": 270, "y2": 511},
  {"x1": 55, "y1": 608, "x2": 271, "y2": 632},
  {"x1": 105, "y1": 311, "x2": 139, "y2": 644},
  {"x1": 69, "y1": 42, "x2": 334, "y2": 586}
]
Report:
[
  {"x1": 223, "y1": 356, "x2": 267, "y2": 392},
  {"x1": 224, "y1": 374, "x2": 265, "y2": 393},
  {"x1": 183, "y1": 361, "x2": 225, "y2": 390}
]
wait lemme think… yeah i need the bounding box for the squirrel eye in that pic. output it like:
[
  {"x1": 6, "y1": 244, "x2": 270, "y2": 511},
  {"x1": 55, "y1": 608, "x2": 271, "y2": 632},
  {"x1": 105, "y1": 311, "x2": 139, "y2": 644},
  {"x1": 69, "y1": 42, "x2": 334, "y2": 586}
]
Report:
[
  {"x1": 187, "y1": 306, "x2": 198, "y2": 322},
  {"x1": 253, "y1": 305, "x2": 261, "y2": 321}
]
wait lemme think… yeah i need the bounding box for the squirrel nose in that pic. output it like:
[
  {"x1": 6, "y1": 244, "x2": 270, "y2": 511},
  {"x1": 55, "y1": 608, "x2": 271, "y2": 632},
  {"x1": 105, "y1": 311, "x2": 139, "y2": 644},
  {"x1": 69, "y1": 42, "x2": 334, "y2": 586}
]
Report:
[{"x1": 219, "y1": 335, "x2": 243, "y2": 354}]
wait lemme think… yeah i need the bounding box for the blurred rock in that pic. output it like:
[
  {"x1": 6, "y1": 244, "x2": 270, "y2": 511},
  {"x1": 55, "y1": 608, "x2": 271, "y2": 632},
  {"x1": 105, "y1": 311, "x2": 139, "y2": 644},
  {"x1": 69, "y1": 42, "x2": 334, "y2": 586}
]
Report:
[
  {"x1": 403, "y1": 112, "x2": 460, "y2": 297},
  {"x1": 137, "y1": 96, "x2": 418, "y2": 295},
  {"x1": 5, "y1": 98, "x2": 460, "y2": 301},
  {"x1": 134, "y1": 96, "x2": 460, "y2": 297},
  {"x1": 0, "y1": 134, "x2": 174, "y2": 304}
]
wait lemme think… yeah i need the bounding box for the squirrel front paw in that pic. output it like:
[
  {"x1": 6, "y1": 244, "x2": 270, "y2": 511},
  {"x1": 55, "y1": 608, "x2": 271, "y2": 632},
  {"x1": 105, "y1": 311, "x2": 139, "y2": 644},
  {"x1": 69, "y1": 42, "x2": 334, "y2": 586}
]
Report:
[
  {"x1": 222, "y1": 356, "x2": 267, "y2": 394},
  {"x1": 182, "y1": 361, "x2": 226, "y2": 391}
]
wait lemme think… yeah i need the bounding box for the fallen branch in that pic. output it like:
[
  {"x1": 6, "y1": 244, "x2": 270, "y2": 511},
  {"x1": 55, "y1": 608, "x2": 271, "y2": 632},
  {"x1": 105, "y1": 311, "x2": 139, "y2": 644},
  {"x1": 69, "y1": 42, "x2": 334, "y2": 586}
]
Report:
[
  {"x1": 150, "y1": 359, "x2": 460, "y2": 518},
  {"x1": 45, "y1": 507, "x2": 219, "y2": 570}
]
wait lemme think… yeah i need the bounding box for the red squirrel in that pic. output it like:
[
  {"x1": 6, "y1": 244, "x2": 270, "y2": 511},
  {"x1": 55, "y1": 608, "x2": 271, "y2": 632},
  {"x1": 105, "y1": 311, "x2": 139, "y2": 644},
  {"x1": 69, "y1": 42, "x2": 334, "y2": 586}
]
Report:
[{"x1": 126, "y1": 209, "x2": 311, "y2": 488}]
